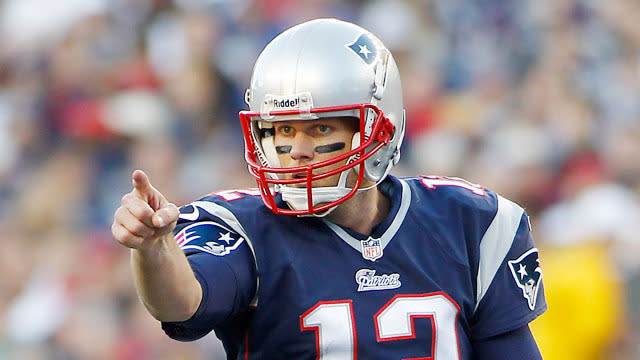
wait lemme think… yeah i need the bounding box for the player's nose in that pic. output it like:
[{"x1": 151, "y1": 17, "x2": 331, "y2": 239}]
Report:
[{"x1": 289, "y1": 132, "x2": 314, "y2": 161}]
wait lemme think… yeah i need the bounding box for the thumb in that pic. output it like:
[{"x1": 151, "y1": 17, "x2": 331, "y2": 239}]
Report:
[{"x1": 152, "y1": 203, "x2": 179, "y2": 229}]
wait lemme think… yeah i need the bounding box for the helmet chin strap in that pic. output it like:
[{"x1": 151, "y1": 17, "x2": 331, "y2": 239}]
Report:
[
  {"x1": 279, "y1": 163, "x2": 350, "y2": 217},
  {"x1": 279, "y1": 171, "x2": 383, "y2": 217}
]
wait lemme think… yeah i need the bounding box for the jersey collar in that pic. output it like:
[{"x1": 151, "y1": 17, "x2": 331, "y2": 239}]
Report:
[{"x1": 322, "y1": 176, "x2": 411, "y2": 260}]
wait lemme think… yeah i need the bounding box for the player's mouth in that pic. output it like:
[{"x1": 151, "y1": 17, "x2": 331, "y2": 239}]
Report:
[
  {"x1": 283, "y1": 169, "x2": 340, "y2": 188},
  {"x1": 289, "y1": 172, "x2": 307, "y2": 187}
]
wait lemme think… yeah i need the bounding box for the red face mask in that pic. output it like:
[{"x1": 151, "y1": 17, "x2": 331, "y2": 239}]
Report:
[{"x1": 239, "y1": 103, "x2": 395, "y2": 215}]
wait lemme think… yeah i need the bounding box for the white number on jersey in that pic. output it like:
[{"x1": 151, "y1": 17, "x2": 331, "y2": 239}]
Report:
[
  {"x1": 300, "y1": 301, "x2": 356, "y2": 360},
  {"x1": 420, "y1": 176, "x2": 486, "y2": 196},
  {"x1": 300, "y1": 293, "x2": 461, "y2": 359}
]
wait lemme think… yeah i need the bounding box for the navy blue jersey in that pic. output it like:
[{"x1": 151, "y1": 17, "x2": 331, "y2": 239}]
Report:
[{"x1": 162, "y1": 175, "x2": 546, "y2": 359}]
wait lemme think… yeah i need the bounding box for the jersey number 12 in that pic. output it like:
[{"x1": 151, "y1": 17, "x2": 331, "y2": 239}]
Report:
[{"x1": 300, "y1": 292, "x2": 461, "y2": 359}]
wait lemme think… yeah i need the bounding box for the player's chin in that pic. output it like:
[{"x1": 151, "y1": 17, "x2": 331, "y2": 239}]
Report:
[{"x1": 311, "y1": 175, "x2": 341, "y2": 188}]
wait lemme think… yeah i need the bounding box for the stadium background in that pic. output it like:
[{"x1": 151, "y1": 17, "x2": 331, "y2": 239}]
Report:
[{"x1": 0, "y1": 0, "x2": 638, "y2": 358}]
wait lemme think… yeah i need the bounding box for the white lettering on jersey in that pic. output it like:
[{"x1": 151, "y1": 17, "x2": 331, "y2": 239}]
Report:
[{"x1": 355, "y1": 269, "x2": 401, "y2": 292}]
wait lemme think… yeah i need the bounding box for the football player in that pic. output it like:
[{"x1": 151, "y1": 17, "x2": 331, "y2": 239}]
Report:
[{"x1": 112, "y1": 18, "x2": 546, "y2": 359}]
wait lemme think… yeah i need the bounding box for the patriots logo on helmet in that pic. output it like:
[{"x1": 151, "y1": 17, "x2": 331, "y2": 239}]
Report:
[
  {"x1": 508, "y1": 248, "x2": 543, "y2": 310},
  {"x1": 345, "y1": 33, "x2": 378, "y2": 65},
  {"x1": 175, "y1": 221, "x2": 244, "y2": 256}
]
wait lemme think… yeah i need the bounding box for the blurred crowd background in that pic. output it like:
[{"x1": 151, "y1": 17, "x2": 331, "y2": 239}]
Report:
[{"x1": 0, "y1": 0, "x2": 638, "y2": 359}]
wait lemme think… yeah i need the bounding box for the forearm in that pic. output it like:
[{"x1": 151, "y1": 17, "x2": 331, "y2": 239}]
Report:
[{"x1": 131, "y1": 233, "x2": 203, "y2": 322}]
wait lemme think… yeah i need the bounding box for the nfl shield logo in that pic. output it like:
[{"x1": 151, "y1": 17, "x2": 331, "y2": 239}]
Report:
[{"x1": 361, "y1": 237, "x2": 383, "y2": 261}]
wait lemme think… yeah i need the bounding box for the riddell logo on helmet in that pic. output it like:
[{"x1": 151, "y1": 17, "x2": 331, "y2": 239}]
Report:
[{"x1": 272, "y1": 97, "x2": 300, "y2": 108}]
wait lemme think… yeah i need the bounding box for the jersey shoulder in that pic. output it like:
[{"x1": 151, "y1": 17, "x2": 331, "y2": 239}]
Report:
[
  {"x1": 174, "y1": 188, "x2": 266, "y2": 256},
  {"x1": 400, "y1": 175, "x2": 529, "y2": 247},
  {"x1": 402, "y1": 175, "x2": 504, "y2": 216},
  {"x1": 179, "y1": 188, "x2": 266, "y2": 222}
]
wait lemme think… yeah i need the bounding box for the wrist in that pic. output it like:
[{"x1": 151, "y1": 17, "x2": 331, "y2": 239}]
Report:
[{"x1": 134, "y1": 232, "x2": 175, "y2": 259}]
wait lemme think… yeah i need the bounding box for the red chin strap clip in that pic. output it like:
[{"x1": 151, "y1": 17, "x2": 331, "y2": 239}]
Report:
[{"x1": 376, "y1": 116, "x2": 395, "y2": 144}]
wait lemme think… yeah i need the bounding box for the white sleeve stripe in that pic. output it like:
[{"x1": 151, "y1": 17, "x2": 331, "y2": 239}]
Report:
[
  {"x1": 474, "y1": 195, "x2": 524, "y2": 313},
  {"x1": 184, "y1": 201, "x2": 260, "y2": 307}
]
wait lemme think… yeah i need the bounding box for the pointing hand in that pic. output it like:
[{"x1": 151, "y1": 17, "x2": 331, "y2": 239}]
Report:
[{"x1": 111, "y1": 170, "x2": 179, "y2": 250}]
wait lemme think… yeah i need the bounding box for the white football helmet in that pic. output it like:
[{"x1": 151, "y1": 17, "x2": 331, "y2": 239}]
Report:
[{"x1": 239, "y1": 18, "x2": 405, "y2": 215}]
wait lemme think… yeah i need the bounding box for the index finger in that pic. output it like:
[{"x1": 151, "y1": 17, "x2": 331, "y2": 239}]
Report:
[{"x1": 132, "y1": 170, "x2": 153, "y2": 198}]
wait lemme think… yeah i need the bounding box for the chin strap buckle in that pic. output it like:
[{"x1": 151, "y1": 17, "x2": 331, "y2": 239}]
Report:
[{"x1": 375, "y1": 116, "x2": 395, "y2": 145}]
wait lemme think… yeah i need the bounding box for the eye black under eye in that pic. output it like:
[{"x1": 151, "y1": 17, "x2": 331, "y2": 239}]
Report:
[{"x1": 276, "y1": 145, "x2": 292, "y2": 154}]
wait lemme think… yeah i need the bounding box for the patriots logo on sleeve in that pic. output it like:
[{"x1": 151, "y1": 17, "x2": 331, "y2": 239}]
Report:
[
  {"x1": 345, "y1": 33, "x2": 378, "y2": 65},
  {"x1": 175, "y1": 221, "x2": 244, "y2": 257},
  {"x1": 508, "y1": 248, "x2": 542, "y2": 310}
]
